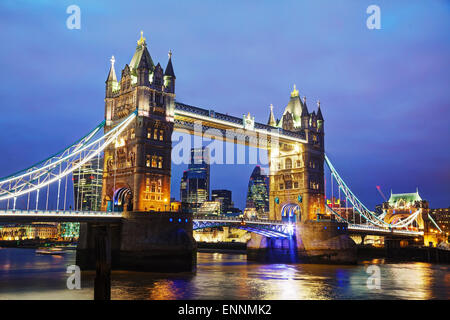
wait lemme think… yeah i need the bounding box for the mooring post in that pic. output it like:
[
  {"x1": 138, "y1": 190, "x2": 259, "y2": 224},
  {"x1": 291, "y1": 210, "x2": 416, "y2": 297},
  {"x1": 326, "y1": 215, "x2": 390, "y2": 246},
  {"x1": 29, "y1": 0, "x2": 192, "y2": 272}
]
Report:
[{"x1": 94, "y1": 225, "x2": 111, "y2": 300}]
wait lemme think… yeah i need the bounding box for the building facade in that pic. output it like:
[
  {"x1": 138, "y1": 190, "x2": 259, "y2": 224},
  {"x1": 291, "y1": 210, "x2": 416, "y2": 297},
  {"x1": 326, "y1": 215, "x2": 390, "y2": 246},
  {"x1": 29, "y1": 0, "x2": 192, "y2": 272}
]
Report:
[
  {"x1": 180, "y1": 147, "x2": 210, "y2": 213},
  {"x1": 101, "y1": 32, "x2": 176, "y2": 212},
  {"x1": 211, "y1": 189, "x2": 233, "y2": 214},
  {"x1": 73, "y1": 157, "x2": 103, "y2": 211}
]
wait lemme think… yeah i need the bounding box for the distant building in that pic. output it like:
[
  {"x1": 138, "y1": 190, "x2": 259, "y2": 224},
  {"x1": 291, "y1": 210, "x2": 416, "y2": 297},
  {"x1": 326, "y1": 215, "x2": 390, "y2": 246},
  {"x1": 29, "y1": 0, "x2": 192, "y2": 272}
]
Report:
[
  {"x1": 211, "y1": 189, "x2": 233, "y2": 214},
  {"x1": 58, "y1": 222, "x2": 80, "y2": 240},
  {"x1": 381, "y1": 189, "x2": 429, "y2": 230},
  {"x1": 327, "y1": 197, "x2": 355, "y2": 223},
  {"x1": 0, "y1": 223, "x2": 58, "y2": 240},
  {"x1": 180, "y1": 147, "x2": 210, "y2": 214},
  {"x1": 170, "y1": 198, "x2": 182, "y2": 212},
  {"x1": 224, "y1": 207, "x2": 243, "y2": 217},
  {"x1": 197, "y1": 201, "x2": 221, "y2": 215},
  {"x1": 73, "y1": 157, "x2": 103, "y2": 211},
  {"x1": 430, "y1": 207, "x2": 450, "y2": 235},
  {"x1": 245, "y1": 166, "x2": 269, "y2": 218}
]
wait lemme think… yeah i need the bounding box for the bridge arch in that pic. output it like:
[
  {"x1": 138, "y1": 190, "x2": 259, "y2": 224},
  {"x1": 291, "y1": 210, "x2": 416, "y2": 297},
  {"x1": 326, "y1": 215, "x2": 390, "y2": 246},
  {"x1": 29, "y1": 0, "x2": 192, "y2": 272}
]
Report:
[
  {"x1": 281, "y1": 203, "x2": 300, "y2": 223},
  {"x1": 113, "y1": 187, "x2": 133, "y2": 212}
]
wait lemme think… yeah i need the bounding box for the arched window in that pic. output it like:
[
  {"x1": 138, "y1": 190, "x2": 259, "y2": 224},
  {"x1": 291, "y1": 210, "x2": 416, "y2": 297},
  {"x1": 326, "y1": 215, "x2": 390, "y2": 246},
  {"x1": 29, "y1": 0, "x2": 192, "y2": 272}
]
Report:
[{"x1": 285, "y1": 158, "x2": 292, "y2": 169}]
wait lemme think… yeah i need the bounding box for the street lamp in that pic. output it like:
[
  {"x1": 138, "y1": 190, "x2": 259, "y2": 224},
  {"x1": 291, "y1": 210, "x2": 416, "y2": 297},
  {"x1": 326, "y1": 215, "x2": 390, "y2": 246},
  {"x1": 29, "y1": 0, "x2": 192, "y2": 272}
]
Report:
[{"x1": 164, "y1": 198, "x2": 168, "y2": 212}]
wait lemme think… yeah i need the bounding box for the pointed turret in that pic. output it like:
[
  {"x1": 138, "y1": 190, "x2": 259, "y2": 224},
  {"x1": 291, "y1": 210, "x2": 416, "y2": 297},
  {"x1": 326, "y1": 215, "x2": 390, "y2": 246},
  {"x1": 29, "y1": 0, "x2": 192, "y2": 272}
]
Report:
[
  {"x1": 279, "y1": 84, "x2": 307, "y2": 130},
  {"x1": 129, "y1": 31, "x2": 154, "y2": 75},
  {"x1": 164, "y1": 50, "x2": 176, "y2": 78},
  {"x1": 106, "y1": 55, "x2": 117, "y2": 83},
  {"x1": 164, "y1": 50, "x2": 176, "y2": 93},
  {"x1": 268, "y1": 104, "x2": 276, "y2": 126},
  {"x1": 106, "y1": 56, "x2": 118, "y2": 97},
  {"x1": 317, "y1": 100, "x2": 324, "y2": 121}
]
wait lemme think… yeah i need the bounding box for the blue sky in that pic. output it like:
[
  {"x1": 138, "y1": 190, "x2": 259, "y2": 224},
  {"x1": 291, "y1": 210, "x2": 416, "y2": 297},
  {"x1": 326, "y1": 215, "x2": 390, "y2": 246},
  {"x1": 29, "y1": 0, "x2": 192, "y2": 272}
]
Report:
[{"x1": 0, "y1": 0, "x2": 448, "y2": 210}]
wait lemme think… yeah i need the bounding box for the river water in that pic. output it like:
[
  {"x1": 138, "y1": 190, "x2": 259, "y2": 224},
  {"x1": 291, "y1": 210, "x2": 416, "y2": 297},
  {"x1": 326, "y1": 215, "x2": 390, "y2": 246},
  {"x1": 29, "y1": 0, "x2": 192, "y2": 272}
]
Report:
[{"x1": 0, "y1": 248, "x2": 448, "y2": 300}]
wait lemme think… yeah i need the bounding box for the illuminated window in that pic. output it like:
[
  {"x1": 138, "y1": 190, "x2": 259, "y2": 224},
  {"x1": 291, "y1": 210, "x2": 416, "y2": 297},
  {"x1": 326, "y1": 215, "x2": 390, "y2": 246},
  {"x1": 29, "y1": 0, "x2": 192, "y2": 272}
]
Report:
[
  {"x1": 285, "y1": 158, "x2": 292, "y2": 169},
  {"x1": 130, "y1": 128, "x2": 135, "y2": 139},
  {"x1": 154, "y1": 129, "x2": 158, "y2": 140},
  {"x1": 151, "y1": 155, "x2": 158, "y2": 168},
  {"x1": 147, "y1": 128, "x2": 152, "y2": 139},
  {"x1": 146, "y1": 155, "x2": 151, "y2": 167},
  {"x1": 158, "y1": 156, "x2": 163, "y2": 168},
  {"x1": 159, "y1": 130, "x2": 164, "y2": 141}
]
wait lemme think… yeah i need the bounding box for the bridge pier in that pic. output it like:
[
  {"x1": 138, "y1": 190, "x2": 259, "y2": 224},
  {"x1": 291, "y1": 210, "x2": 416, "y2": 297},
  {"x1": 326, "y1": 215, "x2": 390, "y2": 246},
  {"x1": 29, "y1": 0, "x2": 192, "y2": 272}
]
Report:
[
  {"x1": 247, "y1": 221, "x2": 357, "y2": 264},
  {"x1": 76, "y1": 211, "x2": 197, "y2": 273}
]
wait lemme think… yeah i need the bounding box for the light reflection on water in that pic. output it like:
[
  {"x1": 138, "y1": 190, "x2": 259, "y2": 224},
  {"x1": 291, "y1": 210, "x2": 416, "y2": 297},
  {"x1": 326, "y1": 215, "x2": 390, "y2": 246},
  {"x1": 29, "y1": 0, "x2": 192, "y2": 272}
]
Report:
[{"x1": 0, "y1": 248, "x2": 448, "y2": 300}]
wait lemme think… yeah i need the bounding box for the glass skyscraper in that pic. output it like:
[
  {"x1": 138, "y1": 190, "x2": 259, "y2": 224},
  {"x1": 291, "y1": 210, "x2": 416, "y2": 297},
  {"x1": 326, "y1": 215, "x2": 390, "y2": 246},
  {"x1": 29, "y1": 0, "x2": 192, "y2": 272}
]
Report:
[
  {"x1": 73, "y1": 157, "x2": 103, "y2": 211},
  {"x1": 180, "y1": 147, "x2": 210, "y2": 214},
  {"x1": 245, "y1": 166, "x2": 269, "y2": 217}
]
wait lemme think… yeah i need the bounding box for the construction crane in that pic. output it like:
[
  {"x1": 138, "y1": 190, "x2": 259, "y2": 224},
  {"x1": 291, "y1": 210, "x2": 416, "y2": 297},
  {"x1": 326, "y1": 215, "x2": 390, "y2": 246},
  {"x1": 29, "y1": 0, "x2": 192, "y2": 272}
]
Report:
[{"x1": 376, "y1": 185, "x2": 387, "y2": 202}]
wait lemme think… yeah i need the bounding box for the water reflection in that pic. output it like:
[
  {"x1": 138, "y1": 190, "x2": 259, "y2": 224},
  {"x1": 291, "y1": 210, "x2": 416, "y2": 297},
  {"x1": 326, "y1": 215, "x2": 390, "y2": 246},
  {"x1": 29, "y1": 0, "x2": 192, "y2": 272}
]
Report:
[{"x1": 0, "y1": 249, "x2": 448, "y2": 300}]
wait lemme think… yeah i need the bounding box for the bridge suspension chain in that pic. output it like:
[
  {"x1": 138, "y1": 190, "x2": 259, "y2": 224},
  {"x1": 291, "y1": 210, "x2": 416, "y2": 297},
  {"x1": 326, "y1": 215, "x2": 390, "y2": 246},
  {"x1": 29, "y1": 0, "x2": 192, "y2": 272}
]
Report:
[
  {"x1": 325, "y1": 155, "x2": 425, "y2": 230},
  {"x1": 0, "y1": 111, "x2": 137, "y2": 209}
]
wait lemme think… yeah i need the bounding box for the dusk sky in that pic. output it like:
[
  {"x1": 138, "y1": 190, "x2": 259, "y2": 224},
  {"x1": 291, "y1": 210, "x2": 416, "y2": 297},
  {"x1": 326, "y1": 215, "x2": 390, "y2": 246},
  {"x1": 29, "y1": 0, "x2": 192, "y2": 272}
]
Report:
[{"x1": 0, "y1": 0, "x2": 448, "y2": 210}]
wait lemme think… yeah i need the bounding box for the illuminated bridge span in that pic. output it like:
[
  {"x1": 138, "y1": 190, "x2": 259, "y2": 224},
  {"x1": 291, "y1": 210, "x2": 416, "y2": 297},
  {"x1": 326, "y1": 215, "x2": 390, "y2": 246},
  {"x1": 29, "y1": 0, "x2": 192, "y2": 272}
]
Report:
[
  {"x1": 0, "y1": 31, "x2": 436, "y2": 242},
  {"x1": 193, "y1": 215, "x2": 294, "y2": 238},
  {"x1": 0, "y1": 106, "x2": 430, "y2": 237}
]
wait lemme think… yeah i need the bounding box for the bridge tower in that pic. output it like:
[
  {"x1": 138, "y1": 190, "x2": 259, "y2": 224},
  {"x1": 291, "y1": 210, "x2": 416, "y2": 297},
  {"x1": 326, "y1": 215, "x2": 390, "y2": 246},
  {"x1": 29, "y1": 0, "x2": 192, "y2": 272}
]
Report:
[
  {"x1": 267, "y1": 86, "x2": 325, "y2": 222},
  {"x1": 101, "y1": 32, "x2": 176, "y2": 212}
]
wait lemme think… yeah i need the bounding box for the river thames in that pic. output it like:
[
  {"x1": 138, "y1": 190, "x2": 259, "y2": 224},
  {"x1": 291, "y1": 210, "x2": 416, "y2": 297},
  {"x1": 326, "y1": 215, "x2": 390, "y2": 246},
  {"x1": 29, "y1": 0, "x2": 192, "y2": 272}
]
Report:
[{"x1": 0, "y1": 248, "x2": 448, "y2": 300}]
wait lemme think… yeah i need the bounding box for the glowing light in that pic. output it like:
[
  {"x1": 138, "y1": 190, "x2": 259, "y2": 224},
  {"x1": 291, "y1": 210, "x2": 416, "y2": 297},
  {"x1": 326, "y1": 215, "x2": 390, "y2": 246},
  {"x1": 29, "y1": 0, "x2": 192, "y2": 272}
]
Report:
[
  {"x1": 115, "y1": 138, "x2": 125, "y2": 148},
  {"x1": 286, "y1": 224, "x2": 294, "y2": 236}
]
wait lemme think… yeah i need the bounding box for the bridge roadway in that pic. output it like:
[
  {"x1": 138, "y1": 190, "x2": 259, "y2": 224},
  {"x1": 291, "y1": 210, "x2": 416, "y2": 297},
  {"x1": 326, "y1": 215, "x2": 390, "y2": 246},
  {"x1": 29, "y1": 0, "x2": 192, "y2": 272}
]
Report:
[{"x1": 0, "y1": 210, "x2": 423, "y2": 238}]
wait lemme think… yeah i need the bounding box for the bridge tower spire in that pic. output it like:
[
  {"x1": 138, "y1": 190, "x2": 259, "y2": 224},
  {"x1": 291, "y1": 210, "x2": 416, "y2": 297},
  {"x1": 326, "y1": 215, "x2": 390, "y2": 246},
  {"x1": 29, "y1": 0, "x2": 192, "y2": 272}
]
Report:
[{"x1": 101, "y1": 31, "x2": 175, "y2": 212}]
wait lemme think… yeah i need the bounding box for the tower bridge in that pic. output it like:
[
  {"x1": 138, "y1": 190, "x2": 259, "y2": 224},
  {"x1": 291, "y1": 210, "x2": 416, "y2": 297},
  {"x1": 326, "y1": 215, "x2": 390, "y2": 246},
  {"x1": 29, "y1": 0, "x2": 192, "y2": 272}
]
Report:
[{"x1": 0, "y1": 32, "x2": 443, "y2": 272}]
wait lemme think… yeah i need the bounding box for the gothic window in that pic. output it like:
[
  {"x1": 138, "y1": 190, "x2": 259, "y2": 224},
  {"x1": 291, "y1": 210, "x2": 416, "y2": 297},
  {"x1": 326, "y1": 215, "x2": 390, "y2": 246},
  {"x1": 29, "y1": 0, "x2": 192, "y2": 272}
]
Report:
[
  {"x1": 157, "y1": 178, "x2": 162, "y2": 193},
  {"x1": 154, "y1": 129, "x2": 158, "y2": 140},
  {"x1": 146, "y1": 155, "x2": 151, "y2": 167},
  {"x1": 296, "y1": 160, "x2": 301, "y2": 167},
  {"x1": 159, "y1": 129, "x2": 164, "y2": 141},
  {"x1": 277, "y1": 162, "x2": 282, "y2": 170},
  {"x1": 158, "y1": 156, "x2": 163, "y2": 169},
  {"x1": 294, "y1": 181, "x2": 299, "y2": 189},
  {"x1": 285, "y1": 181, "x2": 292, "y2": 189},
  {"x1": 279, "y1": 183, "x2": 284, "y2": 190},
  {"x1": 285, "y1": 158, "x2": 292, "y2": 169},
  {"x1": 147, "y1": 128, "x2": 152, "y2": 139},
  {"x1": 151, "y1": 155, "x2": 158, "y2": 168}
]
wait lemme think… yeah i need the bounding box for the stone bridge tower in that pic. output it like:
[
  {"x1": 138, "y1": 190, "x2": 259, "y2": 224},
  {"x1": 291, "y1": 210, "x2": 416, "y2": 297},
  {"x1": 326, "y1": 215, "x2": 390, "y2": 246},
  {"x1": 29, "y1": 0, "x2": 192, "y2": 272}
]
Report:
[
  {"x1": 101, "y1": 32, "x2": 176, "y2": 212},
  {"x1": 267, "y1": 85, "x2": 325, "y2": 222}
]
